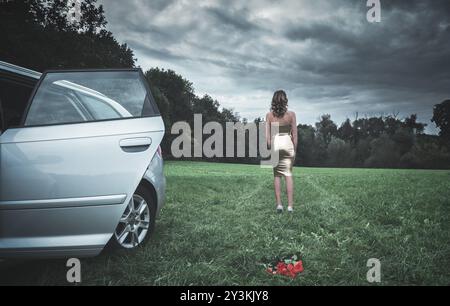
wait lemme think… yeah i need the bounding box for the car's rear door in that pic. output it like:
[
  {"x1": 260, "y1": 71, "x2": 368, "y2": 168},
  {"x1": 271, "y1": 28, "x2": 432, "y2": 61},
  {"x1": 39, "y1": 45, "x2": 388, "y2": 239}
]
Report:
[{"x1": 0, "y1": 69, "x2": 164, "y2": 248}]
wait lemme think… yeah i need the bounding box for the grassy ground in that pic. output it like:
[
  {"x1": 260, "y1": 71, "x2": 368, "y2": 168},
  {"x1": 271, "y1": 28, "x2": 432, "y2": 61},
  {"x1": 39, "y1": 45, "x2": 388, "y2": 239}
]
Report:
[{"x1": 1, "y1": 161, "x2": 449, "y2": 286}]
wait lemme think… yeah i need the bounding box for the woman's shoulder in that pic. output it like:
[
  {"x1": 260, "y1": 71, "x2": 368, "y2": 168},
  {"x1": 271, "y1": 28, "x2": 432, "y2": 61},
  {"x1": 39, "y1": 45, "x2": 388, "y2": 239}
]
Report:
[{"x1": 286, "y1": 111, "x2": 296, "y2": 120}]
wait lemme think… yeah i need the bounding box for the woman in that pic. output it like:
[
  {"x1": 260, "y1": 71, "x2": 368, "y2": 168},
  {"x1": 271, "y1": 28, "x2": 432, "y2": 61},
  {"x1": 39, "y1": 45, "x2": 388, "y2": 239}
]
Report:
[{"x1": 266, "y1": 90, "x2": 298, "y2": 213}]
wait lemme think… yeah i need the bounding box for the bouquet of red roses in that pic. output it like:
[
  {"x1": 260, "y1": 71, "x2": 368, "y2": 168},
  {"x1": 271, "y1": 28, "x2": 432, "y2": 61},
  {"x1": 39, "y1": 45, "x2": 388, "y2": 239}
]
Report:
[{"x1": 265, "y1": 255, "x2": 304, "y2": 278}]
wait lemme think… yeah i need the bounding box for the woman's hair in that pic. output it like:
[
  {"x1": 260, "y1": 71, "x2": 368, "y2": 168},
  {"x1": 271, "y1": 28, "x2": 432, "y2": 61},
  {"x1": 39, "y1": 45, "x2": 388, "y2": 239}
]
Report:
[{"x1": 271, "y1": 90, "x2": 288, "y2": 118}]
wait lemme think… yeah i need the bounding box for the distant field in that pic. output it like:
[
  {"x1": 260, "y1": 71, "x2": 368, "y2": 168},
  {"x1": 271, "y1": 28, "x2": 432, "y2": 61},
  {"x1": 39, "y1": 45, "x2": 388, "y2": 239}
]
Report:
[{"x1": 1, "y1": 161, "x2": 449, "y2": 285}]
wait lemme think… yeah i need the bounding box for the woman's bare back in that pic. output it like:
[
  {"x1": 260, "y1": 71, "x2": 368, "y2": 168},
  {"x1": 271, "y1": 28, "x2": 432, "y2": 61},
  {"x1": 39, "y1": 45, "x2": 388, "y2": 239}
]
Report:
[{"x1": 267, "y1": 111, "x2": 295, "y2": 126}]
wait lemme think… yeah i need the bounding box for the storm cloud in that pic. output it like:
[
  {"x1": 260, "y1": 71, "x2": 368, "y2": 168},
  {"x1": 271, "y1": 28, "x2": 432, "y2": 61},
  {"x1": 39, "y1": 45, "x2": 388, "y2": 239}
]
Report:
[{"x1": 98, "y1": 0, "x2": 450, "y2": 133}]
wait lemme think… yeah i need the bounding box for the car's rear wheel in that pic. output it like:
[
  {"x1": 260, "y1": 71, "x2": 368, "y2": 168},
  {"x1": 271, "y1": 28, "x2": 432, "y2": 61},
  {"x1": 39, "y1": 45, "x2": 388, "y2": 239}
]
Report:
[{"x1": 111, "y1": 185, "x2": 156, "y2": 250}]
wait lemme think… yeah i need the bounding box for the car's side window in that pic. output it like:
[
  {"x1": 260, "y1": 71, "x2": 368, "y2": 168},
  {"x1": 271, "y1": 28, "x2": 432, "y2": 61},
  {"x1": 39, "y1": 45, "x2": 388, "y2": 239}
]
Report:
[
  {"x1": 25, "y1": 90, "x2": 85, "y2": 126},
  {"x1": 24, "y1": 70, "x2": 159, "y2": 127},
  {"x1": 76, "y1": 93, "x2": 122, "y2": 120}
]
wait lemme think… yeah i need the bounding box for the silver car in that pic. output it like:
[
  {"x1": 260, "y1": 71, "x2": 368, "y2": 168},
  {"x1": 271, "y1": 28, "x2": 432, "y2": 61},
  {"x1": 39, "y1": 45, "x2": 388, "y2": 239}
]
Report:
[{"x1": 0, "y1": 61, "x2": 166, "y2": 258}]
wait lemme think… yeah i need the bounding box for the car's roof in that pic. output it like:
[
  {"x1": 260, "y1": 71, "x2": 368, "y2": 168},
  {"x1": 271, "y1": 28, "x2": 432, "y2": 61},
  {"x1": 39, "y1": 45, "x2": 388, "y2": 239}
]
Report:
[{"x1": 0, "y1": 61, "x2": 42, "y2": 80}]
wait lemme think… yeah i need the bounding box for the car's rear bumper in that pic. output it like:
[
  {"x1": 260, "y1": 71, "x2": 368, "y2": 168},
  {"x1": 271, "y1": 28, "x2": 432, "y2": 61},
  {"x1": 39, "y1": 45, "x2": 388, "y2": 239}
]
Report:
[{"x1": 144, "y1": 153, "x2": 166, "y2": 217}]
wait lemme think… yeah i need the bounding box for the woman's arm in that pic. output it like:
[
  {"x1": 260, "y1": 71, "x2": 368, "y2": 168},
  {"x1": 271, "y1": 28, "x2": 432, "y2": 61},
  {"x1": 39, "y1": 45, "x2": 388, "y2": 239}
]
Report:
[
  {"x1": 291, "y1": 112, "x2": 298, "y2": 152},
  {"x1": 265, "y1": 113, "x2": 271, "y2": 150}
]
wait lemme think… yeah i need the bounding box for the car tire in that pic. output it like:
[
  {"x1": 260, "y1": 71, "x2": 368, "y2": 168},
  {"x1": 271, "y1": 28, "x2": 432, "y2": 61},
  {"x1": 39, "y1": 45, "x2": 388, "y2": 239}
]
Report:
[{"x1": 110, "y1": 185, "x2": 156, "y2": 250}]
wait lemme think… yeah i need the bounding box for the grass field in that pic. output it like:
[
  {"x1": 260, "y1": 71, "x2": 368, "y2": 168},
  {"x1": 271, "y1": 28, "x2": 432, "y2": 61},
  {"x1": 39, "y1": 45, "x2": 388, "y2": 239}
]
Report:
[{"x1": 1, "y1": 161, "x2": 449, "y2": 286}]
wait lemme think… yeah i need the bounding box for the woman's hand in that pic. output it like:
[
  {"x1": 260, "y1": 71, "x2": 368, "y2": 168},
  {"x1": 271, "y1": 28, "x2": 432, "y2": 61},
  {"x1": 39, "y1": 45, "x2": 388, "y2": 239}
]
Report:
[
  {"x1": 265, "y1": 113, "x2": 272, "y2": 151},
  {"x1": 291, "y1": 136, "x2": 297, "y2": 149}
]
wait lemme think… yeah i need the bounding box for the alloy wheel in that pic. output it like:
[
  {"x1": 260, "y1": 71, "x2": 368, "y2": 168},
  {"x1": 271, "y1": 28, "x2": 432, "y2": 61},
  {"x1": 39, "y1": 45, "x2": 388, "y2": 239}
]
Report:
[{"x1": 114, "y1": 194, "x2": 151, "y2": 249}]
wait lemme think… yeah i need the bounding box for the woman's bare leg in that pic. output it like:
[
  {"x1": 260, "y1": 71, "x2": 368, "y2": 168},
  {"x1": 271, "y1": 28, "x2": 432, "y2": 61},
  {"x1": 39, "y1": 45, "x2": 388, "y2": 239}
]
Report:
[
  {"x1": 274, "y1": 176, "x2": 282, "y2": 206},
  {"x1": 285, "y1": 176, "x2": 294, "y2": 208}
]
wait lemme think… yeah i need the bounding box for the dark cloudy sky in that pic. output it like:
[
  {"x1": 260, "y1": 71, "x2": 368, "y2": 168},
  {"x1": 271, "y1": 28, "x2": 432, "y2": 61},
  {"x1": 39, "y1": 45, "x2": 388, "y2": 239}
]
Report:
[{"x1": 98, "y1": 0, "x2": 449, "y2": 133}]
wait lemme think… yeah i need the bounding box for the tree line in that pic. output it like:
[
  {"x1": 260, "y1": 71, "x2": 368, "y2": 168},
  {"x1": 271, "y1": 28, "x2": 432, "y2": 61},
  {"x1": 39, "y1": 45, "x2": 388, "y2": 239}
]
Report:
[
  {"x1": 146, "y1": 66, "x2": 450, "y2": 170},
  {"x1": 294, "y1": 112, "x2": 449, "y2": 169},
  {"x1": 2, "y1": 0, "x2": 449, "y2": 169}
]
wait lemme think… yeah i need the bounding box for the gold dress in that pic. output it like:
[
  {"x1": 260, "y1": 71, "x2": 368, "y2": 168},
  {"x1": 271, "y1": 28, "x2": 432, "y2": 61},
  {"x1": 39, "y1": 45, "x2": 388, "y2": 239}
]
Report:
[{"x1": 272, "y1": 124, "x2": 295, "y2": 177}]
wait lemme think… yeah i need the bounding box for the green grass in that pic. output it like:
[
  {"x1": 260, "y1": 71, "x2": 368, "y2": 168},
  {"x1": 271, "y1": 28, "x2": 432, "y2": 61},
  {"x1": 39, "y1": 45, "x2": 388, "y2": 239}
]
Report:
[{"x1": 1, "y1": 161, "x2": 449, "y2": 285}]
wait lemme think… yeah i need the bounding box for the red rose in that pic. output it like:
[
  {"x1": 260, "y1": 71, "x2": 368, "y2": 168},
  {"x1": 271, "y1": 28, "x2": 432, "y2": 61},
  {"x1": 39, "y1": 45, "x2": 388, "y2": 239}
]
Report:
[
  {"x1": 276, "y1": 262, "x2": 287, "y2": 274},
  {"x1": 268, "y1": 259, "x2": 304, "y2": 278},
  {"x1": 293, "y1": 261, "x2": 304, "y2": 273}
]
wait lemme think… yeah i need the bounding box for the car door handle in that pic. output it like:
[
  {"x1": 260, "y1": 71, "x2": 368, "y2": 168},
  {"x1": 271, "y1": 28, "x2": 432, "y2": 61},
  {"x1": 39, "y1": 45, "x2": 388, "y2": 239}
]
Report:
[{"x1": 119, "y1": 137, "x2": 152, "y2": 152}]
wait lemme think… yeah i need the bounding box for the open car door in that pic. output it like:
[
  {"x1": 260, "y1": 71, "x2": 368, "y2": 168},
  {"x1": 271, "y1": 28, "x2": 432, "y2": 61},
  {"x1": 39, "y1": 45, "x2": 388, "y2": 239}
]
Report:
[{"x1": 0, "y1": 69, "x2": 164, "y2": 257}]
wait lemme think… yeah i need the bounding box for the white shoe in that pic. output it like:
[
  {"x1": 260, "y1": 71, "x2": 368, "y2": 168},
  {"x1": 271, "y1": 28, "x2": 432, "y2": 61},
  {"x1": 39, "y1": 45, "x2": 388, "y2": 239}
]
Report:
[
  {"x1": 276, "y1": 205, "x2": 284, "y2": 213},
  {"x1": 288, "y1": 206, "x2": 294, "y2": 213}
]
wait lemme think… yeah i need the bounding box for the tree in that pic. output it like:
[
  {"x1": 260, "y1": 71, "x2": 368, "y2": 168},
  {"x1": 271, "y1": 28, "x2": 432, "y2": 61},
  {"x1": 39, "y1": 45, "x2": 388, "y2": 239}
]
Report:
[
  {"x1": 392, "y1": 127, "x2": 415, "y2": 156},
  {"x1": 352, "y1": 138, "x2": 371, "y2": 167},
  {"x1": 0, "y1": 0, "x2": 135, "y2": 71},
  {"x1": 296, "y1": 124, "x2": 315, "y2": 166},
  {"x1": 79, "y1": 0, "x2": 107, "y2": 34},
  {"x1": 145, "y1": 68, "x2": 195, "y2": 127},
  {"x1": 432, "y1": 100, "x2": 450, "y2": 145},
  {"x1": 327, "y1": 137, "x2": 352, "y2": 167},
  {"x1": 45, "y1": 0, "x2": 71, "y2": 31},
  {"x1": 144, "y1": 68, "x2": 242, "y2": 159},
  {"x1": 404, "y1": 114, "x2": 426, "y2": 135},
  {"x1": 193, "y1": 95, "x2": 223, "y2": 123},
  {"x1": 315, "y1": 114, "x2": 337, "y2": 145},
  {"x1": 337, "y1": 119, "x2": 354, "y2": 143},
  {"x1": 384, "y1": 115, "x2": 402, "y2": 135},
  {"x1": 221, "y1": 108, "x2": 240, "y2": 123},
  {"x1": 367, "y1": 117, "x2": 385, "y2": 138},
  {"x1": 365, "y1": 135, "x2": 401, "y2": 168}
]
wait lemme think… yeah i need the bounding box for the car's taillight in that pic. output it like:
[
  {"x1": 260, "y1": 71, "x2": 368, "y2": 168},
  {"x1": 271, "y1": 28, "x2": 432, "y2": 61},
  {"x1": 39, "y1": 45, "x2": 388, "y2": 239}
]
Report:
[{"x1": 157, "y1": 145, "x2": 162, "y2": 158}]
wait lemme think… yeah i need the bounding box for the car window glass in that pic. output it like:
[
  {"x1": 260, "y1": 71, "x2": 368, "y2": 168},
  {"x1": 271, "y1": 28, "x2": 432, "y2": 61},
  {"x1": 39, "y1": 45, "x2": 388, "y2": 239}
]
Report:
[
  {"x1": 25, "y1": 90, "x2": 84, "y2": 126},
  {"x1": 25, "y1": 70, "x2": 159, "y2": 126},
  {"x1": 77, "y1": 93, "x2": 121, "y2": 120}
]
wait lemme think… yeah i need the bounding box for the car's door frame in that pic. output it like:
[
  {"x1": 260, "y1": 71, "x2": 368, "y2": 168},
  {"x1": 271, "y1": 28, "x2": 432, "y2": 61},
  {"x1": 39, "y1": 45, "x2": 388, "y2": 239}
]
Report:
[
  {"x1": 0, "y1": 62, "x2": 41, "y2": 133},
  {"x1": 19, "y1": 68, "x2": 160, "y2": 129},
  {"x1": 1, "y1": 68, "x2": 164, "y2": 205}
]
